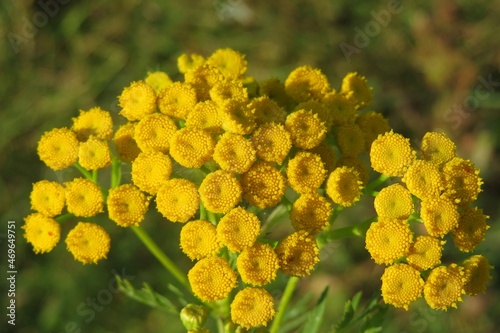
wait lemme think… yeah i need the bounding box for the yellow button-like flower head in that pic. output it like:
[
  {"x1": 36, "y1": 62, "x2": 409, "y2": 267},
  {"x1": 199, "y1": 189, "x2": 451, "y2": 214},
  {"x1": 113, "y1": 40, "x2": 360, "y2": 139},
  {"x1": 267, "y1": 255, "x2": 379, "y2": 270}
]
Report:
[
  {"x1": 307, "y1": 142, "x2": 337, "y2": 173},
  {"x1": 72, "y1": 107, "x2": 113, "y2": 141},
  {"x1": 276, "y1": 230, "x2": 320, "y2": 277},
  {"x1": 381, "y1": 263, "x2": 424, "y2": 310},
  {"x1": 185, "y1": 100, "x2": 222, "y2": 133},
  {"x1": 258, "y1": 77, "x2": 293, "y2": 109},
  {"x1": 406, "y1": 235, "x2": 444, "y2": 271},
  {"x1": 180, "y1": 220, "x2": 221, "y2": 261},
  {"x1": 199, "y1": 170, "x2": 242, "y2": 214},
  {"x1": 451, "y1": 205, "x2": 489, "y2": 252},
  {"x1": 145, "y1": 71, "x2": 172, "y2": 94},
  {"x1": 285, "y1": 110, "x2": 326, "y2": 149},
  {"x1": 420, "y1": 132, "x2": 456, "y2": 166},
  {"x1": 185, "y1": 63, "x2": 224, "y2": 101},
  {"x1": 340, "y1": 72, "x2": 373, "y2": 109},
  {"x1": 78, "y1": 137, "x2": 112, "y2": 170},
  {"x1": 285, "y1": 65, "x2": 330, "y2": 103},
  {"x1": 156, "y1": 179, "x2": 199, "y2": 223},
  {"x1": 287, "y1": 152, "x2": 327, "y2": 194},
  {"x1": 296, "y1": 100, "x2": 333, "y2": 131},
  {"x1": 65, "y1": 222, "x2": 110, "y2": 264},
  {"x1": 169, "y1": 127, "x2": 215, "y2": 168},
  {"x1": 335, "y1": 123, "x2": 366, "y2": 157},
  {"x1": 321, "y1": 92, "x2": 356, "y2": 126},
  {"x1": 251, "y1": 123, "x2": 292, "y2": 165},
  {"x1": 462, "y1": 255, "x2": 493, "y2": 296},
  {"x1": 356, "y1": 111, "x2": 390, "y2": 150},
  {"x1": 113, "y1": 122, "x2": 141, "y2": 163},
  {"x1": 420, "y1": 197, "x2": 459, "y2": 238},
  {"x1": 230, "y1": 287, "x2": 276, "y2": 329},
  {"x1": 290, "y1": 193, "x2": 331, "y2": 234},
  {"x1": 207, "y1": 48, "x2": 247, "y2": 79},
  {"x1": 218, "y1": 99, "x2": 256, "y2": 135},
  {"x1": 370, "y1": 130, "x2": 415, "y2": 177},
  {"x1": 188, "y1": 256, "x2": 237, "y2": 302},
  {"x1": 30, "y1": 180, "x2": 65, "y2": 217},
  {"x1": 209, "y1": 79, "x2": 248, "y2": 105},
  {"x1": 337, "y1": 156, "x2": 369, "y2": 185},
  {"x1": 374, "y1": 183, "x2": 414, "y2": 219},
  {"x1": 23, "y1": 213, "x2": 60, "y2": 254},
  {"x1": 118, "y1": 80, "x2": 157, "y2": 121},
  {"x1": 241, "y1": 162, "x2": 286, "y2": 208},
  {"x1": 64, "y1": 178, "x2": 104, "y2": 217},
  {"x1": 107, "y1": 184, "x2": 150, "y2": 227},
  {"x1": 442, "y1": 157, "x2": 483, "y2": 204},
  {"x1": 131, "y1": 151, "x2": 172, "y2": 195},
  {"x1": 213, "y1": 133, "x2": 256, "y2": 174},
  {"x1": 365, "y1": 218, "x2": 413, "y2": 265},
  {"x1": 177, "y1": 53, "x2": 205, "y2": 74},
  {"x1": 217, "y1": 207, "x2": 260, "y2": 253},
  {"x1": 37, "y1": 127, "x2": 79, "y2": 170},
  {"x1": 249, "y1": 96, "x2": 287, "y2": 125},
  {"x1": 424, "y1": 264, "x2": 465, "y2": 310},
  {"x1": 402, "y1": 160, "x2": 443, "y2": 200},
  {"x1": 325, "y1": 166, "x2": 363, "y2": 207},
  {"x1": 134, "y1": 113, "x2": 177, "y2": 153},
  {"x1": 158, "y1": 82, "x2": 198, "y2": 120},
  {"x1": 236, "y1": 242, "x2": 280, "y2": 286}
]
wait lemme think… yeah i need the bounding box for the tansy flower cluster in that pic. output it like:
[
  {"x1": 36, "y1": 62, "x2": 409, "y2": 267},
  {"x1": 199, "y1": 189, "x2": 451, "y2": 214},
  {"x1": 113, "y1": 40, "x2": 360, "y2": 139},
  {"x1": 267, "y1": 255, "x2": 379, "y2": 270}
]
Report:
[{"x1": 367, "y1": 131, "x2": 492, "y2": 311}]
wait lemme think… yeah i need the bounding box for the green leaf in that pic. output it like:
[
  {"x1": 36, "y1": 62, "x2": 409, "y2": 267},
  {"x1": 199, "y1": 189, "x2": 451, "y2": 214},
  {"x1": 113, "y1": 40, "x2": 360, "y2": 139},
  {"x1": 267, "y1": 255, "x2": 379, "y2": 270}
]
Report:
[
  {"x1": 363, "y1": 327, "x2": 383, "y2": 333},
  {"x1": 332, "y1": 292, "x2": 360, "y2": 332},
  {"x1": 300, "y1": 287, "x2": 329, "y2": 333},
  {"x1": 279, "y1": 293, "x2": 315, "y2": 333}
]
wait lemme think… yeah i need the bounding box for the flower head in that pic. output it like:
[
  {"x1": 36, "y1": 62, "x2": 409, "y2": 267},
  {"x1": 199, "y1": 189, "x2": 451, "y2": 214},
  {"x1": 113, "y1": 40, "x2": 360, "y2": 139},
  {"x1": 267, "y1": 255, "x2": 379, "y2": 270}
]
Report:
[
  {"x1": 218, "y1": 99, "x2": 256, "y2": 135},
  {"x1": 321, "y1": 92, "x2": 356, "y2": 126},
  {"x1": 420, "y1": 132, "x2": 456, "y2": 165},
  {"x1": 188, "y1": 256, "x2": 237, "y2": 302},
  {"x1": 65, "y1": 222, "x2": 110, "y2": 264},
  {"x1": 356, "y1": 111, "x2": 390, "y2": 150},
  {"x1": 236, "y1": 242, "x2": 280, "y2": 286},
  {"x1": 37, "y1": 127, "x2": 79, "y2": 170},
  {"x1": 213, "y1": 132, "x2": 256, "y2": 173},
  {"x1": 276, "y1": 230, "x2": 320, "y2": 277},
  {"x1": 406, "y1": 235, "x2": 444, "y2": 271},
  {"x1": 287, "y1": 151, "x2": 327, "y2": 194},
  {"x1": 462, "y1": 255, "x2": 493, "y2": 296},
  {"x1": 177, "y1": 53, "x2": 205, "y2": 74},
  {"x1": 185, "y1": 64, "x2": 224, "y2": 101},
  {"x1": 285, "y1": 65, "x2": 330, "y2": 102},
  {"x1": 442, "y1": 157, "x2": 483, "y2": 204},
  {"x1": 131, "y1": 151, "x2": 172, "y2": 195},
  {"x1": 374, "y1": 183, "x2": 414, "y2": 219},
  {"x1": 370, "y1": 131, "x2": 415, "y2": 177},
  {"x1": 107, "y1": 184, "x2": 150, "y2": 227},
  {"x1": 206, "y1": 48, "x2": 247, "y2": 79},
  {"x1": 199, "y1": 170, "x2": 242, "y2": 214},
  {"x1": 285, "y1": 110, "x2": 326, "y2": 149},
  {"x1": 241, "y1": 162, "x2": 286, "y2": 208},
  {"x1": 170, "y1": 127, "x2": 215, "y2": 168},
  {"x1": 185, "y1": 100, "x2": 222, "y2": 132},
  {"x1": 337, "y1": 156, "x2": 369, "y2": 185},
  {"x1": 290, "y1": 193, "x2": 331, "y2": 234},
  {"x1": 420, "y1": 197, "x2": 459, "y2": 237},
  {"x1": 71, "y1": 107, "x2": 113, "y2": 141},
  {"x1": 452, "y1": 206, "x2": 489, "y2": 252},
  {"x1": 78, "y1": 137, "x2": 112, "y2": 170},
  {"x1": 134, "y1": 113, "x2": 178, "y2": 153},
  {"x1": 156, "y1": 179, "x2": 199, "y2": 223},
  {"x1": 340, "y1": 72, "x2": 373, "y2": 109},
  {"x1": 209, "y1": 79, "x2": 248, "y2": 104},
  {"x1": 118, "y1": 80, "x2": 157, "y2": 121},
  {"x1": 424, "y1": 264, "x2": 465, "y2": 310},
  {"x1": 30, "y1": 180, "x2": 65, "y2": 217},
  {"x1": 326, "y1": 166, "x2": 363, "y2": 207},
  {"x1": 402, "y1": 160, "x2": 443, "y2": 200},
  {"x1": 258, "y1": 77, "x2": 293, "y2": 108},
  {"x1": 180, "y1": 220, "x2": 221, "y2": 260},
  {"x1": 64, "y1": 178, "x2": 104, "y2": 217},
  {"x1": 217, "y1": 207, "x2": 260, "y2": 253},
  {"x1": 145, "y1": 71, "x2": 172, "y2": 94},
  {"x1": 381, "y1": 264, "x2": 424, "y2": 310},
  {"x1": 113, "y1": 122, "x2": 141, "y2": 163},
  {"x1": 158, "y1": 82, "x2": 198, "y2": 120},
  {"x1": 365, "y1": 218, "x2": 413, "y2": 265},
  {"x1": 23, "y1": 213, "x2": 60, "y2": 254},
  {"x1": 251, "y1": 123, "x2": 292, "y2": 165},
  {"x1": 296, "y1": 100, "x2": 333, "y2": 130},
  {"x1": 249, "y1": 96, "x2": 287, "y2": 125},
  {"x1": 307, "y1": 143, "x2": 337, "y2": 173},
  {"x1": 335, "y1": 123, "x2": 366, "y2": 157},
  {"x1": 230, "y1": 287, "x2": 275, "y2": 329}
]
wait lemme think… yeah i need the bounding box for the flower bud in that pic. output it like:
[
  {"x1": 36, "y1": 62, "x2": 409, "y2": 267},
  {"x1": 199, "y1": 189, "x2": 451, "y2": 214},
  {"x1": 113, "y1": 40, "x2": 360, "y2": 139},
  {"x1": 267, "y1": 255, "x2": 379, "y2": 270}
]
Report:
[{"x1": 180, "y1": 304, "x2": 208, "y2": 330}]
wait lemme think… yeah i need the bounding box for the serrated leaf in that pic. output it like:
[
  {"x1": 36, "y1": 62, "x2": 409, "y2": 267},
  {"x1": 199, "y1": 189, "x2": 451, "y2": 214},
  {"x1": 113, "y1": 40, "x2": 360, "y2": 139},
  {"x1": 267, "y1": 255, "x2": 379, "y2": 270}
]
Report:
[
  {"x1": 300, "y1": 287, "x2": 329, "y2": 333},
  {"x1": 350, "y1": 291, "x2": 362, "y2": 312},
  {"x1": 332, "y1": 295, "x2": 358, "y2": 332}
]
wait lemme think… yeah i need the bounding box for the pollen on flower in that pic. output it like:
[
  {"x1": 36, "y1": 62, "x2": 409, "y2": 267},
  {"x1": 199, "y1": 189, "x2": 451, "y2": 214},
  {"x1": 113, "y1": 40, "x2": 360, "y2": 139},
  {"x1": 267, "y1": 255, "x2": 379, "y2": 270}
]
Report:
[
  {"x1": 296, "y1": 100, "x2": 333, "y2": 131},
  {"x1": 356, "y1": 111, "x2": 390, "y2": 150},
  {"x1": 131, "y1": 151, "x2": 172, "y2": 195},
  {"x1": 420, "y1": 132, "x2": 456, "y2": 166},
  {"x1": 199, "y1": 170, "x2": 242, "y2": 214},
  {"x1": 218, "y1": 99, "x2": 256, "y2": 135},
  {"x1": 23, "y1": 213, "x2": 61, "y2": 254},
  {"x1": 78, "y1": 137, "x2": 112, "y2": 170},
  {"x1": 177, "y1": 53, "x2": 205, "y2": 74},
  {"x1": 335, "y1": 123, "x2": 366, "y2": 157},
  {"x1": 236, "y1": 242, "x2": 280, "y2": 286},
  {"x1": 209, "y1": 79, "x2": 248, "y2": 105},
  {"x1": 71, "y1": 107, "x2": 113, "y2": 141},
  {"x1": 420, "y1": 197, "x2": 459, "y2": 238},
  {"x1": 64, "y1": 178, "x2": 104, "y2": 217},
  {"x1": 307, "y1": 143, "x2": 337, "y2": 173},
  {"x1": 241, "y1": 161, "x2": 286, "y2": 208},
  {"x1": 213, "y1": 132, "x2": 256, "y2": 174},
  {"x1": 185, "y1": 100, "x2": 222, "y2": 132},
  {"x1": 321, "y1": 92, "x2": 356, "y2": 126},
  {"x1": 217, "y1": 206, "x2": 260, "y2": 253},
  {"x1": 169, "y1": 127, "x2": 215, "y2": 168},
  {"x1": 452, "y1": 205, "x2": 489, "y2": 252},
  {"x1": 37, "y1": 127, "x2": 79, "y2": 170},
  {"x1": 184, "y1": 63, "x2": 224, "y2": 101},
  {"x1": 424, "y1": 264, "x2": 465, "y2": 310},
  {"x1": 30, "y1": 180, "x2": 65, "y2": 217},
  {"x1": 285, "y1": 65, "x2": 330, "y2": 102},
  {"x1": 406, "y1": 235, "x2": 444, "y2": 271},
  {"x1": 230, "y1": 287, "x2": 276, "y2": 329},
  {"x1": 287, "y1": 151, "x2": 327, "y2": 194},
  {"x1": 158, "y1": 82, "x2": 198, "y2": 120},
  {"x1": 113, "y1": 123, "x2": 141, "y2": 163},
  {"x1": 134, "y1": 113, "x2": 178, "y2": 153},
  {"x1": 251, "y1": 123, "x2": 292, "y2": 165},
  {"x1": 374, "y1": 183, "x2": 414, "y2": 219},
  {"x1": 276, "y1": 230, "x2": 320, "y2": 277},
  {"x1": 107, "y1": 184, "x2": 150, "y2": 227},
  {"x1": 370, "y1": 130, "x2": 416, "y2": 177},
  {"x1": 337, "y1": 156, "x2": 369, "y2": 185},
  {"x1": 340, "y1": 72, "x2": 373, "y2": 109},
  {"x1": 325, "y1": 166, "x2": 363, "y2": 207},
  {"x1": 290, "y1": 193, "x2": 331, "y2": 234},
  {"x1": 462, "y1": 255, "x2": 493, "y2": 296},
  {"x1": 180, "y1": 220, "x2": 221, "y2": 260},
  {"x1": 206, "y1": 48, "x2": 247, "y2": 79},
  {"x1": 402, "y1": 160, "x2": 443, "y2": 200},
  {"x1": 381, "y1": 263, "x2": 424, "y2": 310},
  {"x1": 145, "y1": 71, "x2": 173, "y2": 94},
  {"x1": 441, "y1": 157, "x2": 483, "y2": 204},
  {"x1": 249, "y1": 96, "x2": 287, "y2": 125},
  {"x1": 188, "y1": 256, "x2": 237, "y2": 302},
  {"x1": 156, "y1": 179, "x2": 199, "y2": 223},
  {"x1": 285, "y1": 110, "x2": 326, "y2": 149},
  {"x1": 118, "y1": 80, "x2": 157, "y2": 121},
  {"x1": 65, "y1": 222, "x2": 110, "y2": 264},
  {"x1": 365, "y1": 218, "x2": 413, "y2": 265}
]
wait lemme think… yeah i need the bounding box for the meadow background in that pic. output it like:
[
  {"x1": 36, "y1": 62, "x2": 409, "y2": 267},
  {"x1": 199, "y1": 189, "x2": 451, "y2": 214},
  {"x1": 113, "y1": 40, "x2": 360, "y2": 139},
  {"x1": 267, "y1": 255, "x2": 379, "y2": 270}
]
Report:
[{"x1": 1, "y1": 1, "x2": 500, "y2": 332}]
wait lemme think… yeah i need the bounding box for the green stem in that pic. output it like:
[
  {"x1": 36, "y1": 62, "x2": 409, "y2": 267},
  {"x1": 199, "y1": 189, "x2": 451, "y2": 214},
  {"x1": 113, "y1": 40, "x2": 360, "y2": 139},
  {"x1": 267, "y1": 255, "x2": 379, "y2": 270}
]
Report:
[
  {"x1": 329, "y1": 205, "x2": 344, "y2": 226},
  {"x1": 364, "y1": 174, "x2": 390, "y2": 194},
  {"x1": 207, "y1": 210, "x2": 217, "y2": 225},
  {"x1": 199, "y1": 201, "x2": 207, "y2": 221},
  {"x1": 73, "y1": 162, "x2": 93, "y2": 181},
  {"x1": 111, "y1": 156, "x2": 122, "y2": 189},
  {"x1": 318, "y1": 216, "x2": 376, "y2": 246},
  {"x1": 56, "y1": 213, "x2": 74, "y2": 222},
  {"x1": 92, "y1": 169, "x2": 98, "y2": 183},
  {"x1": 270, "y1": 276, "x2": 299, "y2": 333},
  {"x1": 131, "y1": 226, "x2": 190, "y2": 290}
]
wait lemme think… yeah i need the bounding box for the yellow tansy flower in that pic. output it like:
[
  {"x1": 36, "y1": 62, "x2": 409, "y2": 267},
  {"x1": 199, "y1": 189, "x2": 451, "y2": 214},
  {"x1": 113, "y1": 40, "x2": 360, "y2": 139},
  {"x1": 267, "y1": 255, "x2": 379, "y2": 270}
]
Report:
[
  {"x1": 290, "y1": 193, "x2": 331, "y2": 234},
  {"x1": 406, "y1": 235, "x2": 444, "y2": 271},
  {"x1": 307, "y1": 142, "x2": 337, "y2": 173},
  {"x1": 185, "y1": 100, "x2": 222, "y2": 133},
  {"x1": 156, "y1": 179, "x2": 199, "y2": 223},
  {"x1": 37, "y1": 127, "x2": 79, "y2": 170},
  {"x1": 199, "y1": 170, "x2": 242, "y2": 214},
  {"x1": 462, "y1": 255, "x2": 493, "y2": 296},
  {"x1": 218, "y1": 99, "x2": 256, "y2": 135},
  {"x1": 374, "y1": 183, "x2": 414, "y2": 219},
  {"x1": 145, "y1": 71, "x2": 173, "y2": 94},
  {"x1": 321, "y1": 92, "x2": 356, "y2": 126},
  {"x1": 325, "y1": 166, "x2": 363, "y2": 207},
  {"x1": 230, "y1": 287, "x2": 276, "y2": 329},
  {"x1": 65, "y1": 222, "x2": 110, "y2": 264},
  {"x1": 78, "y1": 137, "x2": 112, "y2": 170},
  {"x1": 134, "y1": 113, "x2": 177, "y2": 153},
  {"x1": 177, "y1": 53, "x2": 205, "y2": 74},
  {"x1": 355, "y1": 111, "x2": 390, "y2": 150},
  {"x1": 30, "y1": 180, "x2": 65, "y2": 217},
  {"x1": 236, "y1": 242, "x2": 280, "y2": 286},
  {"x1": 442, "y1": 157, "x2": 483, "y2": 204},
  {"x1": 180, "y1": 220, "x2": 221, "y2": 260},
  {"x1": 213, "y1": 132, "x2": 256, "y2": 174},
  {"x1": 276, "y1": 230, "x2": 320, "y2": 277},
  {"x1": 420, "y1": 197, "x2": 459, "y2": 238},
  {"x1": 107, "y1": 184, "x2": 150, "y2": 227},
  {"x1": 118, "y1": 80, "x2": 157, "y2": 121},
  {"x1": 131, "y1": 151, "x2": 172, "y2": 195},
  {"x1": 249, "y1": 96, "x2": 287, "y2": 125},
  {"x1": 452, "y1": 205, "x2": 489, "y2": 252},
  {"x1": 370, "y1": 130, "x2": 415, "y2": 177},
  {"x1": 258, "y1": 77, "x2": 293, "y2": 109},
  {"x1": 285, "y1": 110, "x2": 326, "y2": 149},
  {"x1": 287, "y1": 151, "x2": 327, "y2": 194},
  {"x1": 158, "y1": 82, "x2": 198, "y2": 120},
  {"x1": 23, "y1": 213, "x2": 60, "y2": 254},
  {"x1": 337, "y1": 156, "x2": 369, "y2": 185},
  {"x1": 188, "y1": 256, "x2": 237, "y2": 302},
  {"x1": 285, "y1": 65, "x2": 330, "y2": 102},
  {"x1": 402, "y1": 160, "x2": 443, "y2": 200},
  {"x1": 296, "y1": 100, "x2": 333, "y2": 131},
  {"x1": 381, "y1": 263, "x2": 424, "y2": 310},
  {"x1": 420, "y1": 132, "x2": 456, "y2": 166},
  {"x1": 217, "y1": 206, "x2": 260, "y2": 253},
  {"x1": 209, "y1": 79, "x2": 248, "y2": 105},
  {"x1": 71, "y1": 107, "x2": 113, "y2": 141},
  {"x1": 251, "y1": 123, "x2": 292, "y2": 165},
  {"x1": 206, "y1": 48, "x2": 247, "y2": 79},
  {"x1": 64, "y1": 178, "x2": 103, "y2": 217},
  {"x1": 365, "y1": 218, "x2": 413, "y2": 265},
  {"x1": 241, "y1": 162, "x2": 286, "y2": 208},
  {"x1": 169, "y1": 127, "x2": 215, "y2": 168},
  {"x1": 184, "y1": 63, "x2": 224, "y2": 101},
  {"x1": 340, "y1": 72, "x2": 373, "y2": 109},
  {"x1": 424, "y1": 264, "x2": 465, "y2": 310},
  {"x1": 335, "y1": 123, "x2": 366, "y2": 157},
  {"x1": 112, "y1": 122, "x2": 141, "y2": 163}
]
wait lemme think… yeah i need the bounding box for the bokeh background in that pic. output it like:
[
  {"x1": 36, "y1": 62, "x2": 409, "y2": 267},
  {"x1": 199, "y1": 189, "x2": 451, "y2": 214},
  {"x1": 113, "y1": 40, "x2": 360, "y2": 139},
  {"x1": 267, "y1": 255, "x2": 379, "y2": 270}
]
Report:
[{"x1": 1, "y1": 1, "x2": 500, "y2": 332}]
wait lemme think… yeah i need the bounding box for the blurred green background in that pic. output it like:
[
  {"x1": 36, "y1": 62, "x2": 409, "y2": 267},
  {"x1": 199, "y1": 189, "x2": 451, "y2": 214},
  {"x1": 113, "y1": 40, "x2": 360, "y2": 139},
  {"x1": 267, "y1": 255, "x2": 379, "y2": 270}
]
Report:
[{"x1": 1, "y1": 1, "x2": 500, "y2": 332}]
